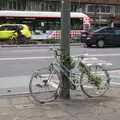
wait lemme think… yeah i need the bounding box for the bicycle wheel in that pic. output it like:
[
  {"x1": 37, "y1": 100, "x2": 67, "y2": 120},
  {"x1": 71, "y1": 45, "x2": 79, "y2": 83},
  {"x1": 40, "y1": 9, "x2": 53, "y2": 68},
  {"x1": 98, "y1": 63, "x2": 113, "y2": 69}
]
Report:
[
  {"x1": 80, "y1": 65, "x2": 110, "y2": 97},
  {"x1": 29, "y1": 67, "x2": 60, "y2": 103},
  {"x1": 18, "y1": 35, "x2": 28, "y2": 44},
  {"x1": 9, "y1": 34, "x2": 17, "y2": 44}
]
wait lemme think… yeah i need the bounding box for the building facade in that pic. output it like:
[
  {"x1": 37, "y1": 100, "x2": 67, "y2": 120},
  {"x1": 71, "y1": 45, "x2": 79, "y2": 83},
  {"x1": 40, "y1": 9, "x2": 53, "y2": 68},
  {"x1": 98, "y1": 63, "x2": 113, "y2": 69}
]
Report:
[{"x1": 0, "y1": 0, "x2": 120, "y2": 26}]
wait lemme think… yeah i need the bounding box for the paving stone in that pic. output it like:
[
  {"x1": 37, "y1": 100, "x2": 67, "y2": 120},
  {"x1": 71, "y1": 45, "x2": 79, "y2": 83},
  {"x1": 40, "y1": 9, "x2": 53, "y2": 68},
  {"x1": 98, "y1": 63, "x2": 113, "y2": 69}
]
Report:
[
  {"x1": 0, "y1": 107, "x2": 14, "y2": 116},
  {"x1": 0, "y1": 99, "x2": 10, "y2": 107},
  {"x1": 51, "y1": 116, "x2": 77, "y2": 120},
  {"x1": 12, "y1": 96, "x2": 30, "y2": 105},
  {"x1": 14, "y1": 104, "x2": 35, "y2": 110},
  {"x1": 14, "y1": 116, "x2": 49, "y2": 120},
  {"x1": 1, "y1": 115, "x2": 15, "y2": 120},
  {"x1": 15, "y1": 108, "x2": 45, "y2": 118},
  {"x1": 45, "y1": 109, "x2": 69, "y2": 118},
  {"x1": 0, "y1": 86, "x2": 119, "y2": 120}
]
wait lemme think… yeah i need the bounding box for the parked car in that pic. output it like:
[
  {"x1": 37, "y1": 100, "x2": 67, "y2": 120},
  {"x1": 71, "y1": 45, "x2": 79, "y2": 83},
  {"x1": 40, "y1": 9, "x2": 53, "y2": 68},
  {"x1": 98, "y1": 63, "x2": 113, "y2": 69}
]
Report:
[
  {"x1": 0, "y1": 24, "x2": 31, "y2": 40},
  {"x1": 81, "y1": 26, "x2": 120, "y2": 48}
]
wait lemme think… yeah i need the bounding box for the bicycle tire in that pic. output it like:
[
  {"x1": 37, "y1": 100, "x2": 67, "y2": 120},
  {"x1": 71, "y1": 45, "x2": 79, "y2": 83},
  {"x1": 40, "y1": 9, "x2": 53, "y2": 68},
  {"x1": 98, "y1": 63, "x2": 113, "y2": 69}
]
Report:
[
  {"x1": 18, "y1": 35, "x2": 28, "y2": 44},
  {"x1": 80, "y1": 64, "x2": 110, "y2": 97},
  {"x1": 9, "y1": 34, "x2": 17, "y2": 44},
  {"x1": 29, "y1": 67, "x2": 60, "y2": 103}
]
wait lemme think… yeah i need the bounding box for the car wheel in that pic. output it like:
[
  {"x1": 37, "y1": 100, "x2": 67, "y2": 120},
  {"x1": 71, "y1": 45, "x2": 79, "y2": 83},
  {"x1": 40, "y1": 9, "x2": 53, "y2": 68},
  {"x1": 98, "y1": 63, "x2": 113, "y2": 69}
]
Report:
[{"x1": 97, "y1": 40, "x2": 104, "y2": 48}]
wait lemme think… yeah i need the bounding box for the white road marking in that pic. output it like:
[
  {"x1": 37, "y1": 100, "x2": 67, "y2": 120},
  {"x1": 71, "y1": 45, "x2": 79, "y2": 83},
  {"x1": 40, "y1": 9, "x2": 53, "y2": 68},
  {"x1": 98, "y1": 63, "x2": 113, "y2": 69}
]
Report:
[
  {"x1": 7, "y1": 49, "x2": 47, "y2": 53},
  {"x1": 110, "y1": 82, "x2": 120, "y2": 86},
  {"x1": 0, "y1": 56, "x2": 53, "y2": 61},
  {"x1": 83, "y1": 53, "x2": 120, "y2": 57},
  {"x1": 1, "y1": 53, "x2": 120, "y2": 61},
  {"x1": 110, "y1": 75, "x2": 120, "y2": 78}
]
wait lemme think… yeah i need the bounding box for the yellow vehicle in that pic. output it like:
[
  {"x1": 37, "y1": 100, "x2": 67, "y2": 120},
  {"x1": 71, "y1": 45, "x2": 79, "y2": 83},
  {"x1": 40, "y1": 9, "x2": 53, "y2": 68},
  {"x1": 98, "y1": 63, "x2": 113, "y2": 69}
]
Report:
[{"x1": 0, "y1": 24, "x2": 31, "y2": 40}]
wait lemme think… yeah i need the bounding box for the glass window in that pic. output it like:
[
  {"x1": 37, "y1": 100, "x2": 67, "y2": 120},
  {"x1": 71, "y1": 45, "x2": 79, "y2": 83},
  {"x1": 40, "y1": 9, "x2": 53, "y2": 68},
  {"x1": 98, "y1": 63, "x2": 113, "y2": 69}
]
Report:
[
  {"x1": 71, "y1": 3, "x2": 78, "y2": 12},
  {"x1": 101, "y1": 6, "x2": 111, "y2": 13},
  {"x1": 0, "y1": 26, "x2": 8, "y2": 31},
  {"x1": 106, "y1": 28, "x2": 114, "y2": 33},
  {"x1": 95, "y1": 27, "x2": 114, "y2": 33},
  {"x1": 115, "y1": 30, "x2": 120, "y2": 35},
  {"x1": 115, "y1": 6, "x2": 120, "y2": 15},
  {"x1": 71, "y1": 18, "x2": 83, "y2": 30},
  {"x1": 88, "y1": 5, "x2": 99, "y2": 13},
  {"x1": 8, "y1": 0, "x2": 17, "y2": 10},
  {"x1": 31, "y1": 18, "x2": 83, "y2": 31},
  {"x1": 32, "y1": 18, "x2": 61, "y2": 31},
  {"x1": 7, "y1": 26, "x2": 17, "y2": 30},
  {"x1": 88, "y1": 6, "x2": 95, "y2": 12}
]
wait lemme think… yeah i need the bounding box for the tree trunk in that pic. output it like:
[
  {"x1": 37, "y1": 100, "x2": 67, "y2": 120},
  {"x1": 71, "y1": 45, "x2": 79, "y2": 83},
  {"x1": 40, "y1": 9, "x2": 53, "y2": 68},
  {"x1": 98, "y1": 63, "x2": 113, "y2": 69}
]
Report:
[{"x1": 59, "y1": 0, "x2": 71, "y2": 99}]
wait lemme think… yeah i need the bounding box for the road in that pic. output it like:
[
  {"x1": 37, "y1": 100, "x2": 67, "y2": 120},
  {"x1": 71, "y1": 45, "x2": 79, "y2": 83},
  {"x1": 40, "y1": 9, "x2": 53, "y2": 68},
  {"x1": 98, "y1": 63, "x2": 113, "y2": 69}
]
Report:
[{"x1": 0, "y1": 45, "x2": 120, "y2": 94}]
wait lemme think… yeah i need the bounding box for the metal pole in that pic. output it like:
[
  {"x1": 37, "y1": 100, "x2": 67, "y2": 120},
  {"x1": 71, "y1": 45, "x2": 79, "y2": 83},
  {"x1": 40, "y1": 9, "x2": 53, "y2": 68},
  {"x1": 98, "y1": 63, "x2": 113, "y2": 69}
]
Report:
[{"x1": 60, "y1": 0, "x2": 71, "y2": 99}]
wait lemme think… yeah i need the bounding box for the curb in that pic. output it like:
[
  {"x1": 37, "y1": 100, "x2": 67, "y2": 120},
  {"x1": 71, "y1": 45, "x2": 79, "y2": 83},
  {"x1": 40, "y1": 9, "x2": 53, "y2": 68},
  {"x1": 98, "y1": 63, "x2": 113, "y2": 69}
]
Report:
[{"x1": 0, "y1": 43, "x2": 82, "y2": 48}]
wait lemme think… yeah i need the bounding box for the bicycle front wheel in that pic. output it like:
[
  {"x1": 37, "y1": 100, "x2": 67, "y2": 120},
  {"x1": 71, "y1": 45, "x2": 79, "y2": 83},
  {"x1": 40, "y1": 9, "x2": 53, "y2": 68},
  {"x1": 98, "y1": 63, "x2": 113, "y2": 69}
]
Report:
[
  {"x1": 29, "y1": 67, "x2": 60, "y2": 103},
  {"x1": 80, "y1": 65, "x2": 110, "y2": 97}
]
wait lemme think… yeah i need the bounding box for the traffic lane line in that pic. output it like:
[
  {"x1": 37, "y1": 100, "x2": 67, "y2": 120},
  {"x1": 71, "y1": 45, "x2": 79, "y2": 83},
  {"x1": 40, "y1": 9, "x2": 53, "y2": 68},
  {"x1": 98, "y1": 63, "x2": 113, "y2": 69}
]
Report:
[
  {"x1": 109, "y1": 70, "x2": 120, "y2": 73},
  {"x1": 110, "y1": 82, "x2": 120, "y2": 87},
  {"x1": 1, "y1": 52, "x2": 120, "y2": 61},
  {"x1": 0, "y1": 56, "x2": 53, "y2": 61}
]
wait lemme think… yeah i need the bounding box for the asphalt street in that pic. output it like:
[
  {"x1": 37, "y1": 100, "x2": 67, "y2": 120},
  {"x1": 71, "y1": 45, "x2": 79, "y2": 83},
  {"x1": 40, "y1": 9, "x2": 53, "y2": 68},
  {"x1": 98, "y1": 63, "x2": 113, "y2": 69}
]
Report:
[{"x1": 0, "y1": 45, "x2": 120, "y2": 95}]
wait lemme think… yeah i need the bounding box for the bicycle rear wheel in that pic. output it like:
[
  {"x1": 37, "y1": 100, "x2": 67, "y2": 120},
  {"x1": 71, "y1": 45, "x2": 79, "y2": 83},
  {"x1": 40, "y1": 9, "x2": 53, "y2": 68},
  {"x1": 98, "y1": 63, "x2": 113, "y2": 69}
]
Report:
[
  {"x1": 80, "y1": 65, "x2": 110, "y2": 97},
  {"x1": 29, "y1": 67, "x2": 60, "y2": 103},
  {"x1": 9, "y1": 34, "x2": 17, "y2": 44}
]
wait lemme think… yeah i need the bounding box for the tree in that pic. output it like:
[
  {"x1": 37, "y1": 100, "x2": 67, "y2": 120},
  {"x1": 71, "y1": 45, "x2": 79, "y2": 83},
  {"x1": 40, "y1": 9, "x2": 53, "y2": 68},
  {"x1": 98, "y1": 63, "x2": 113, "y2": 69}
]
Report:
[{"x1": 59, "y1": 0, "x2": 71, "y2": 99}]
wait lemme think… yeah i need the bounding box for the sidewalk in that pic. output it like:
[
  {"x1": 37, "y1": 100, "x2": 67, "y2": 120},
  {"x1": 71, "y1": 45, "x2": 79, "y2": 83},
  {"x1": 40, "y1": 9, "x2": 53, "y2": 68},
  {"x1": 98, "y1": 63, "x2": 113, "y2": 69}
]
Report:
[{"x1": 0, "y1": 87, "x2": 120, "y2": 120}]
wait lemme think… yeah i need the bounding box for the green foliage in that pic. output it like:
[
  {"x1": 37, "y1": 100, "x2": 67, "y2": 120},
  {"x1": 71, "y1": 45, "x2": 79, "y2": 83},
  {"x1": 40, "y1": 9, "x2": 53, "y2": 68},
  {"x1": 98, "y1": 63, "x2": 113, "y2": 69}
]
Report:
[
  {"x1": 89, "y1": 75, "x2": 102, "y2": 86},
  {"x1": 60, "y1": 53, "x2": 75, "y2": 70},
  {"x1": 79, "y1": 63, "x2": 102, "y2": 86}
]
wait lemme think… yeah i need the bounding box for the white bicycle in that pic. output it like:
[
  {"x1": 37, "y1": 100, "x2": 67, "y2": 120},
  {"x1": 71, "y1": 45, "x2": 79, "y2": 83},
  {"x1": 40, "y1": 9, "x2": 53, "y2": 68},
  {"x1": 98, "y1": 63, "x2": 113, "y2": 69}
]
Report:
[{"x1": 29, "y1": 48, "x2": 110, "y2": 103}]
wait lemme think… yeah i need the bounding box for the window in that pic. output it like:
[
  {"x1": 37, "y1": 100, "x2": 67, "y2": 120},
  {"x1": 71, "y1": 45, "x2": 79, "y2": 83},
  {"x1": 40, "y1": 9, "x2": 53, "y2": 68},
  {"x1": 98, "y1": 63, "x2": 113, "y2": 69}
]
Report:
[
  {"x1": 0, "y1": 25, "x2": 23, "y2": 31},
  {"x1": 71, "y1": 3, "x2": 78, "y2": 12},
  {"x1": 31, "y1": 18, "x2": 83, "y2": 31},
  {"x1": 95, "y1": 27, "x2": 114, "y2": 33},
  {"x1": 8, "y1": 0, "x2": 17, "y2": 10},
  {"x1": 71, "y1": 18, "x2": 83, "y2": 30},
  {"x1": 88, "y1": 6, "x2": 95, "y2": 12},
  {"x1": 115, "y1": 30, "x2": 120, "y2": 35},
  {"x1": 115, "y1": 6, "x2": 120, "y2": 15},
  {"x1": 101, "y1": 6, "x2": 111, "y2": 13},
  {"x1": 87, "y1": 5, "x2": 99, "y2": 13},
  {"x1": 32, "y1": 18, "x2": 61, "y2": 31},
  {"x1": 0, "y1": 26, "x2": 9, "y2": 31}
]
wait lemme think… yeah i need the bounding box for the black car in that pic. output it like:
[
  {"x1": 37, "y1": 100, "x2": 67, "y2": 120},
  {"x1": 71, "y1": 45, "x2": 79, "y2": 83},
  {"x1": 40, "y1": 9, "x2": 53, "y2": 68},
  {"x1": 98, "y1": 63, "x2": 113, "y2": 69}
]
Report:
[{"x1": 81, "y1": 26, "x2": 120, "y2": 48}]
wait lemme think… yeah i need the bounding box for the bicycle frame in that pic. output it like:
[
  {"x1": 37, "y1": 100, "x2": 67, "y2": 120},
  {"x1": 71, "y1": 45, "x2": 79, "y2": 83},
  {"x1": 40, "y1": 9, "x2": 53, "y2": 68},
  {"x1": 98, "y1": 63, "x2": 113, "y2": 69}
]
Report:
[
  {"x1": 49, "y1": 54, "x2": 93, "y2": 90},
  {"x1": 50, "y1": 48, "x2": 107, "y2": 91}
]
